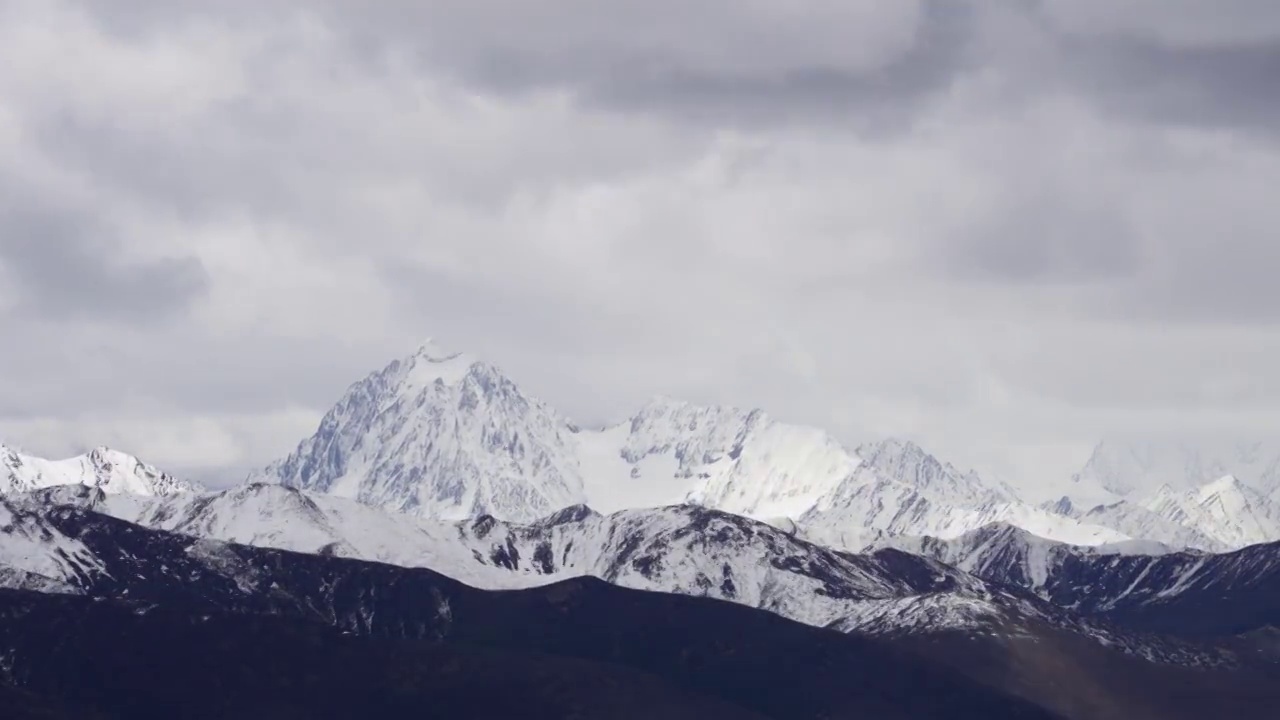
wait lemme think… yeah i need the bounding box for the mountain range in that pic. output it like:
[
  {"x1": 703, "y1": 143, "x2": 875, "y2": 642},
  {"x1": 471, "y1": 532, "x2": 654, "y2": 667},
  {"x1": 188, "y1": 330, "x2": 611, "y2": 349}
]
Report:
[
  {"x1": 12, "y1": 342, "x2": 1276, "y2": 554},
  {"x1": 245, "y1": 341, "x2": 1280, "y2": 552},
  {"x1": 3, "y1": 340, "x2": 1280, "y2": 718}
]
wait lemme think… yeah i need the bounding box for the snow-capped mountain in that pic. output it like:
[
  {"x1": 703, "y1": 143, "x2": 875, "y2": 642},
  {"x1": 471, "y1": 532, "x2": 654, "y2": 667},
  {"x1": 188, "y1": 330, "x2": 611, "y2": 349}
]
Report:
[
  {"x1": 250, "y1": 341, "x2": 1127, "y2": 549},
  {"x1": 247, "y1": 341, "x2": 585, "y2": 521},
  {"x1": 0, "y1": 444, "x2": 202, "y2": 496},
  {"x1": 1071, "y1": 438, "x2": 1280, "y2": 503},
  {"x1": 1140, "y1": 475, "x2": 1280, "y2": 548}
]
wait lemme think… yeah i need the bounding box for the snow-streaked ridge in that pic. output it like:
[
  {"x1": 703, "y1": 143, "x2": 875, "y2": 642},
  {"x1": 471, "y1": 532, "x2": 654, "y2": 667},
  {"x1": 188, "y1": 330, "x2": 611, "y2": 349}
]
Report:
[
  {"x1": 13, "y1": 483, "x2": 1233, "y2": 667},
  {"x1": 25, "y1": 482, "x2": 1001, "y2": 631}
]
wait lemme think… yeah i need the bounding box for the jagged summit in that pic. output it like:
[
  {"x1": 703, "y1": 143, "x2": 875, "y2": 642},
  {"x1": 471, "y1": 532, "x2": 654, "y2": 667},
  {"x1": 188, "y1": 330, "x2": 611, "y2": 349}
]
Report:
[{"x1": 249, "y1": 342, "x2": 583, "y2": 521}]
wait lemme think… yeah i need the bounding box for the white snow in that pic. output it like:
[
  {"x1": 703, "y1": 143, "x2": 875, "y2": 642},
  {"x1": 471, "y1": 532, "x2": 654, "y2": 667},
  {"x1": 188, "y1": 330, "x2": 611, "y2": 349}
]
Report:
[{"x1": 575, "y1": 423, "x2": 685, "y2": 513}]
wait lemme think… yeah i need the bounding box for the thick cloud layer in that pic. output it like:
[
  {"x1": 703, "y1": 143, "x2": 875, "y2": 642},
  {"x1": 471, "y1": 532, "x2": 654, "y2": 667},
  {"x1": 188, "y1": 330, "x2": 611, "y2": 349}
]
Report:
[{"x1": 2, "y1": 0, "x2": 1278, "y2": 492}]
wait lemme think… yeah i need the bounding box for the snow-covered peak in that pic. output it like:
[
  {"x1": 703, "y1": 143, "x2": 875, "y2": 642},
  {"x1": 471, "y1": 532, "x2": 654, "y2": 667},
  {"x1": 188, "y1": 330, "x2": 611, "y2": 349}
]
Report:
[
  {"x1": 1137, "y1": 474, "x2": 1280, "y2": 550},
  {"x1": 249, "y1": 344, "x2": 585, "y2": 521},
  {"x1": 390, "y1": 339, "x2": 485, "y2": 390},
  {"x1": 1, "y1": 443, "x2": 202, "y2": 496},
  {"x1": 1072, "y1": 472, "x2": 1280, "y2": 552}
]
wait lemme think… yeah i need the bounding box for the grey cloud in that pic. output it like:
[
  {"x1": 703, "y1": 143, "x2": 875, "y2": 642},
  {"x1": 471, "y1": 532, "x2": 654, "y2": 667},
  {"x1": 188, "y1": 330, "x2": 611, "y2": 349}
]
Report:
[
  {"x1": 1058, "y1": 35, "x2": 1280, "y2": 137},
  {"x1": 505, "y1": 1, "x2": 975, "y2": 133},
  {"x1": 75, "y1": 0, "x2": 1280, "y2": 141},
  {"x1": 944, "y1": 193, "x2": 1143, "y2": 284},
  {"x1": 75, "y1": 0, "x2": 965, "y2": 133},
  {"x1": 0, "y1": 319, "x2": 392, "y2": 421},
  {"x1": 0, "y1": 201, "x2": 208, "y2": 325},
  {"x1": 1038, "y1": 0, "x2": 1280, "y2": 48},
  {"x1": 1101, "y1": 240, "x2": 1280, "y2": 325}
]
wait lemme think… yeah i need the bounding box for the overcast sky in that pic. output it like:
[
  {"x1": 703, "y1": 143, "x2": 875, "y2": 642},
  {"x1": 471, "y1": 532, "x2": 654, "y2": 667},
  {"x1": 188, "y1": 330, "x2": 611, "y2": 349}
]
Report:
[{"x1": 2, "y1": 0, "x2": 1279, "y2": 494}]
